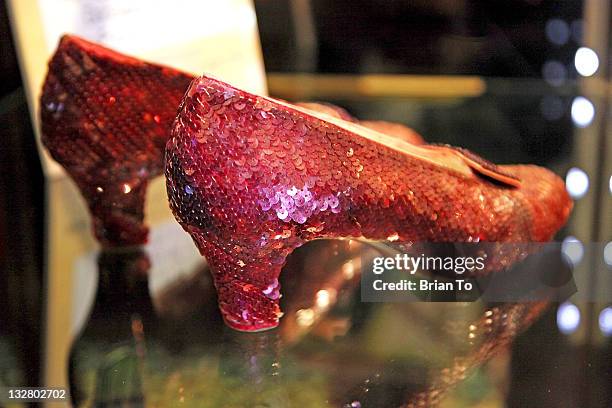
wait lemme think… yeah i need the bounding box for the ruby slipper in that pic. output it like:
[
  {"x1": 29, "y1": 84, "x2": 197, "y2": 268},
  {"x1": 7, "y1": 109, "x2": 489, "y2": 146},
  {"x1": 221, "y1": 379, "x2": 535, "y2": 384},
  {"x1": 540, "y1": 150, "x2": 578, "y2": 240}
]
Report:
[
  {"x1": 165, "y1": 75, "x2": 573, "y2": 332},
  {"x1": 40, "y1": 35, "x2": 193, "y2": 246},
  {"x1": 40, "y1": 35, "x2": 422, "y2": 246}
]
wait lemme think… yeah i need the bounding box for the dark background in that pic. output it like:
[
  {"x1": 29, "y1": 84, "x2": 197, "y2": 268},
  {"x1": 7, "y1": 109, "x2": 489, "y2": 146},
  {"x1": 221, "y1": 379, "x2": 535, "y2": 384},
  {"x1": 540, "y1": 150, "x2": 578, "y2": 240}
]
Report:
[{"x1": 256, "y1": 0, "x2": 583, "y2": 76}]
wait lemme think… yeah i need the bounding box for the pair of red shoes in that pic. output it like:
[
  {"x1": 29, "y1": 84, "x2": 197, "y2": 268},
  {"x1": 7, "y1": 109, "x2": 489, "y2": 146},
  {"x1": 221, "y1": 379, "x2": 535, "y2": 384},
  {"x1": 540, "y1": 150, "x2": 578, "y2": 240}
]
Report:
[{"x1": 41, "y1": 36, "x2": 572, "y2": 332}]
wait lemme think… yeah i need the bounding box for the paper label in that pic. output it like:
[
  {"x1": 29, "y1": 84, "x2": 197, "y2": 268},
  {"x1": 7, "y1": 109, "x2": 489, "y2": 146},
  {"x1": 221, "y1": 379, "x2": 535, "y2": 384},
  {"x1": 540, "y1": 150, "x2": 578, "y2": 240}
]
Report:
[{"x1": 36, "y1": 0, "x2": 267, "y2": 94}]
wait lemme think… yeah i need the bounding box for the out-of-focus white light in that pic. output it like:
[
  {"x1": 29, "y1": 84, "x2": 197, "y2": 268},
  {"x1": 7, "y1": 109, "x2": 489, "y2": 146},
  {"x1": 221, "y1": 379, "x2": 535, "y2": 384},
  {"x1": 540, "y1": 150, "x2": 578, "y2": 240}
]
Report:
[
  {"x1": 599, "y1": 307, "x2": 612, "y2": 336},
  {"x1": 296, "y1": 308, "x2": 315, "y2": 327},
  {"x1": 316, "y1": 288, "x2": 336, "y2": 310},
  {"x1": 604, "y1": 242, "x2": 612, "y2": 266},
  {"x1": 316, "y1": 289, "x2": 331, "y2": 309},
  {"x1": 540, "y1": 96, "x2": 564, "y2": 121},
  {"x1": 575, "y1": 47, "x2": 599, "y2": 77},
  {"x1": 342, "y1": 261, "x2": 355, "y2": 279},
  {"x1": 545, "y1": 19, "x2": 570, "y2": 45},
  {"x1": 557, "y1": 302, "x2": 580, "y2": 334},
  {"x1": 609, "y1": 175, "x2": 612, "y2": 195},
  {"x1": 562, "y1": 236, "x2": 584, "y2": 266},
  {"x1": 542, "y1": 61, "x2": 567, "y2": 87},
  {"x1": 565, "y1": 167, "x2": 589, "y2": 199},
  {"x1": 571, "y1": 97, "x2": 595, "y2": 127}
]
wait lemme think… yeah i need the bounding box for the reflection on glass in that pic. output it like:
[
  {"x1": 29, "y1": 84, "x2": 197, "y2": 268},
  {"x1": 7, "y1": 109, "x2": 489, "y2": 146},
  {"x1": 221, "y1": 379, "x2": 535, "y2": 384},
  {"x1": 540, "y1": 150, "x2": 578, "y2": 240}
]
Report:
[
  {"x1": 565, "y1": 167, "x2": 589, "y2": 199},
  {"x1": 561, "y1": 236, "x2": 584, "y2": 267},
  {"x1": 571, "y1": 97, "x2": 595, "y2": 128},
  {"x1": 542, "y1": 60, "x2": 567, "y2": 87},
  {"x1": 67, "y1": 240, "x2": 554, "y2": 407},
  {"x1": 574, "y1": 47, "x2": 599, "y2": 77},
  {"x1": 604, "y1": 242, "x2": 612, "y2": 267},
  {"x1": 545, "y1": 18, "x2": 570, "y2": 46},
  {"x1": 599, "y1": 307, "x2": 612, "y2": 336},
  {"x1": 557, "y1": 302, "x2": 581, "y2": 335}
]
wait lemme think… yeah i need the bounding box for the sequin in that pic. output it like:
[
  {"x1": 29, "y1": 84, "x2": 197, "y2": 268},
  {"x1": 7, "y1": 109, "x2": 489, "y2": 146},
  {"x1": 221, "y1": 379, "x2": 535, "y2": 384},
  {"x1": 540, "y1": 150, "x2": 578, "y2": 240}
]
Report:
[
  {"x1": 38, "y1": 36, "x2": 572, "y2": 334},
  {"x1": 165, "y1": 75, "x2": 572, "y2": 332},
  {"x1": 40, "y1": 35, "x2": 192, "y2": 246}
]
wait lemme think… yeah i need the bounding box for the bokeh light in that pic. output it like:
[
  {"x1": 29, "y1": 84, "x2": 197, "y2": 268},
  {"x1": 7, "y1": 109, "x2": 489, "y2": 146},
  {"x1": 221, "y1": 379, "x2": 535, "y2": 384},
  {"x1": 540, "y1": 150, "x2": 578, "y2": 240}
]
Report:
[
  {"x1": 600, "y1": 307, "x2": 612, "y2": 336},
  {"x1": 557, "y1": 302, "x2": 581, "y2": 334},
  {"x1": 565, "y1": 167, "x2": 589, "y2": 199},
  {"x1": 545, "y1": 18, "x2": 570, "y2": 45},
  {"x1": 571, "y1": 97, "x2": 595, "y2": 127},
  {"x1": 575, "y1": 47, "x2": 599, "y2": 77},
  {"x1": 604, "y1": 242, "x2": 612, "y2": 267},
  {"x1": 316, "y1": 289, "x2": 331, "y2": 309},
  {"x1": 562, "y1": 236, "x2": 584, "y2": 266},
  {"x1": 542, "y1": 60, "x2": 567, "y2": 86},
  {"x1": 571, "y1": 20, "x2": 583, "y2": 43}
]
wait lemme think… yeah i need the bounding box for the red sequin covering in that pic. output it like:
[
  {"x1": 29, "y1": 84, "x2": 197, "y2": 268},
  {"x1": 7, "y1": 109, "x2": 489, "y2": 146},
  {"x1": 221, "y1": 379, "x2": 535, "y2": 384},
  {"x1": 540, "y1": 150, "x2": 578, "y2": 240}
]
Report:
[
  {"x1": 165, "y1": 76, "x2": 572, "y2": 331},
  {"x1": 40, "y1": 36, "x2": 422, "y2": 247},
  {"x1": 40, "y1": 35, "x2": 193, "y2": 246}
]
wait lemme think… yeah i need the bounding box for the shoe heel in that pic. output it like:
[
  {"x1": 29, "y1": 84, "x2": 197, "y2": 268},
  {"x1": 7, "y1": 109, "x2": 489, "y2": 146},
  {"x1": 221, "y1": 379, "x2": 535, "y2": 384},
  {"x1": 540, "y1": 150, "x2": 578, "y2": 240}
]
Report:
[{"x1": 188, "y1": 230, "x2": 286, "y2": 332}]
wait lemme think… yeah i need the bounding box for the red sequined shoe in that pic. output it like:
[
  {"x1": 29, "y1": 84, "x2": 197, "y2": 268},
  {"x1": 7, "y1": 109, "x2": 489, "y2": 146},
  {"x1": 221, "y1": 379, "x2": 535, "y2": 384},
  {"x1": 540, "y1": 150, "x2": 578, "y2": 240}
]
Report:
[
  {"x1": 40, "y1": 36, "x2": 420, "y2": 246},
  {"x1": 40, "y1": 35, "x2": 193, "y2": 246},
  {"x1": 165, "y1": 75, "x2": 573, "y2": 332}
]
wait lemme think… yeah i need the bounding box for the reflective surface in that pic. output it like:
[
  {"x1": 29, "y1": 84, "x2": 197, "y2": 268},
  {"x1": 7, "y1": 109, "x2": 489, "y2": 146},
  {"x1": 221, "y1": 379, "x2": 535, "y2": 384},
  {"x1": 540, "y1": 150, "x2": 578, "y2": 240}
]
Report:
[
  {"x1": 69, "y1": 242, "x2": 550, "y2": 408},
  {"x1": 66, "y1": 78, "x2": 610, "y2": 407}
]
